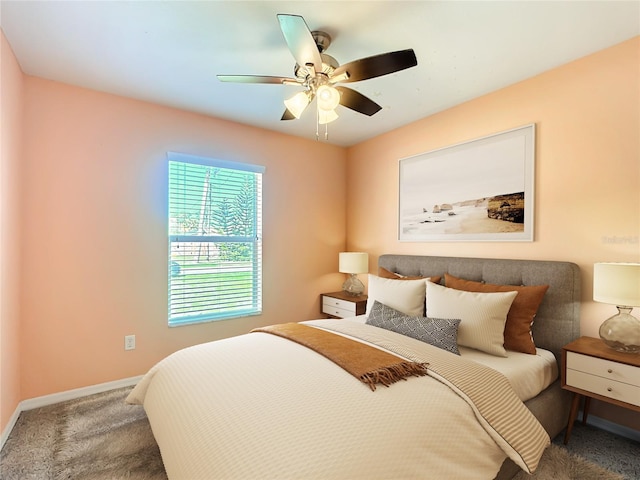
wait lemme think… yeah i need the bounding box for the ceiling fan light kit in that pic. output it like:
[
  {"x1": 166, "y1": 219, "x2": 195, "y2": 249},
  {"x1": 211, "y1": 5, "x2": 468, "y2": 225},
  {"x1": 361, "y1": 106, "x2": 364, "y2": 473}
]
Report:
[
  {"x1": 217, "y1": 14, "x2": 417, "y2": 140},
  {"x1": 283, "y1": 91, "x2": 310, "y2": 119},
  {"x1": 318, "y1": 108, "x2": 339, "y2": 125},
  {"x1": 316, "y1": 85, "x2": 341, "y2": 112}
]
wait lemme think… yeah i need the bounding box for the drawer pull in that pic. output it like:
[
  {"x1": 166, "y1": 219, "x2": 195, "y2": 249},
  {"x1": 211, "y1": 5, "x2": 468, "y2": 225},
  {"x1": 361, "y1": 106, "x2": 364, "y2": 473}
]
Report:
[
  {"x1": 607, "y1": 369, "x2": 613, "y2": 374},
  {"x1": 607, "y1": 387, "x2": 612, "y2": 392}
]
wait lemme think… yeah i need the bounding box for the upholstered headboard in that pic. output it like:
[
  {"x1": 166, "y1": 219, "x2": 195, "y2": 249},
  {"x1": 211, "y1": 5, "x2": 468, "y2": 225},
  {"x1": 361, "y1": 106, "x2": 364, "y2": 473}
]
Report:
[{"x1": 378, "y1": 255, "x2": 581, "y2": 362}]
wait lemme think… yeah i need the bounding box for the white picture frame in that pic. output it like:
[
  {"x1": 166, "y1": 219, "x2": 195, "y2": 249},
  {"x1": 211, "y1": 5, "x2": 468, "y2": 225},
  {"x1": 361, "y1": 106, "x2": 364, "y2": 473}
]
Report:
[{"x1": 399, "y1": 124, "x2": 535, "y2": 242}]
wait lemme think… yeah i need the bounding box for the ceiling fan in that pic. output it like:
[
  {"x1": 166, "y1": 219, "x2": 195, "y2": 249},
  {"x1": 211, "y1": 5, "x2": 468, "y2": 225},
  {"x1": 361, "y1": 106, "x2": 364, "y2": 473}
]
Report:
[{"x1": 217, "y1": 14, "x2": 417, "y2": 129}]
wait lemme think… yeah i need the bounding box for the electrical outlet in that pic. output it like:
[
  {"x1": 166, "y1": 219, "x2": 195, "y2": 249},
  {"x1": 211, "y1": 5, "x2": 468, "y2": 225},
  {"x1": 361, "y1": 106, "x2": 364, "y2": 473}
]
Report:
[{"x1": 124, "y1": 335, "x2": 136, "y2": 351}]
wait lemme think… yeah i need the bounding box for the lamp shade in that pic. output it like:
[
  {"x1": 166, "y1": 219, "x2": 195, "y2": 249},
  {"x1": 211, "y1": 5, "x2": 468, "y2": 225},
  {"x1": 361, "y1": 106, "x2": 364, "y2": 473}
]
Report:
[
  {"x1": 339, "y1": 252, "x2": 368, "y2": 274},
  {"x1": 316, "y1": 85, "x2": 341, "y2": 111},
  {"x1": 284, "y1": 91, "x2": 310, "y2": 119},
  {"x1": 593, "y1": 262, "x2": 640, "y2": 306},
  {"x1": 318, "y1": 108, "x2": 338, "y2": 125}
]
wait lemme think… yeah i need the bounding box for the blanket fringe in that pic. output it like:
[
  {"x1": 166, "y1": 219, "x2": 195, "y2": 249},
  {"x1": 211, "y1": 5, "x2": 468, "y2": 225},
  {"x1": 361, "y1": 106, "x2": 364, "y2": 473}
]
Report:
[{"x1": 360, "y1": 362, "x2": 429, "y2": 391}]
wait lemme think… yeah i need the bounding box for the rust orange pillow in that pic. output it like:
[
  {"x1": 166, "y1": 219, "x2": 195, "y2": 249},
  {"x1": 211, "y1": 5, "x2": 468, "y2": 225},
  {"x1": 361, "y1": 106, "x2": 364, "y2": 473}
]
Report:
[
  {"x1": 444, "y1": 273, "x2": 549, "y2": 354},
  {"x1": 378, "y1": 267, "x2": 441, "y2": 285}
]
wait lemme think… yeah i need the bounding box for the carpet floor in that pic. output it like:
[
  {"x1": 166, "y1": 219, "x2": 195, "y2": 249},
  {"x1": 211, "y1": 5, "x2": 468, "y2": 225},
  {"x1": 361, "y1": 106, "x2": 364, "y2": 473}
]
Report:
[{"x1": 1, "y1": 386, "x2": 638, "y2": 479}]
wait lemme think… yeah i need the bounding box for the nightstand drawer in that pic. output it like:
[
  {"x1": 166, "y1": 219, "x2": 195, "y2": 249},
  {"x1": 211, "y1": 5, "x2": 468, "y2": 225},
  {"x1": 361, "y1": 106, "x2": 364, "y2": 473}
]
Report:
[
  {"x1": 566, "y1": 352, "x2": 640, "y2": 387},
  {"x1": 323, "y1": 296, "x2": 358, "y2": 314},
  {"x1": 322, "y1": 304, "x2": 356, "y2": 318},
  {"x1": 565, "y1": 369, "x2": 640, "y2": 407},
  {"x1": 322, "y1": 296, "x2": 358, "y2": 318}
]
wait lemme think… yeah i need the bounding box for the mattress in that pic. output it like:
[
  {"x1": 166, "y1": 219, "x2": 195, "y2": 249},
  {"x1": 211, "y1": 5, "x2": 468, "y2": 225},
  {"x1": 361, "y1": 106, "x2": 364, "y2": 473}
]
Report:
[{"x1": 459, "y1": 346, "x2": 558, "y2": 401}]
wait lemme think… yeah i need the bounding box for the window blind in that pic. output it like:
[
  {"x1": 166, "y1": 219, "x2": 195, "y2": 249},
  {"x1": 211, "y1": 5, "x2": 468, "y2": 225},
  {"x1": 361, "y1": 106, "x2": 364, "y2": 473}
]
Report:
[{"x1": 167, "y1": 152, "x2": 264, "y2": 326}]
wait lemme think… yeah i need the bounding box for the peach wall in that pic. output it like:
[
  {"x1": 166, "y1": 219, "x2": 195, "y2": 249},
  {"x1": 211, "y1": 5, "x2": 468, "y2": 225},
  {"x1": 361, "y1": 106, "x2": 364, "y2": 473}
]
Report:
[
  {"x1": 346, "y1": 37, "x2": 640, "y2": 430},
  {"x1": 0, "y1": 32, "x2": 24, "y2": 435},
  {"x1": 18, "y1": 77, "x2": 347, "y2": 399},
  {"x1": 3, "y1": 30, "x2": 638, "y2": 437}
]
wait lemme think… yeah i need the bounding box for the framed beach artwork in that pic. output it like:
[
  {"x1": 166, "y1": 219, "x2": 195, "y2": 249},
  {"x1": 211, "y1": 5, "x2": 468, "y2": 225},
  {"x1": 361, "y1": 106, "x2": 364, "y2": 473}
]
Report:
[{"x1": 399, "y1": 124, "x2": 535, "y2": 242}]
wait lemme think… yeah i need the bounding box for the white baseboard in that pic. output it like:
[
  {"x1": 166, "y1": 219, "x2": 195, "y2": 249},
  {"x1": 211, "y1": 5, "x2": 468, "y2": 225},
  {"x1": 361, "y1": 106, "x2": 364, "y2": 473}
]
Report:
[
  {"x1": 1, "y1": 375, "x2": 142, "y2": 451},
  {"x1": 580, "y1": 410, "x2": 640, "y2": 443},
  {"x1": 0, "y1": 406, "x2": 22, "y2": 453},
  {"x1": 18, "y1": 376, "x2": 142, "y2": 411}
]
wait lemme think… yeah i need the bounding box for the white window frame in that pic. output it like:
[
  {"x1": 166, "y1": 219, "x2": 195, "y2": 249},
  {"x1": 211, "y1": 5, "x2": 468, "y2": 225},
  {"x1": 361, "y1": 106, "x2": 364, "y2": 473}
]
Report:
[{"x1": 167, "y1": 152, "x2": 264, "y2": 326}]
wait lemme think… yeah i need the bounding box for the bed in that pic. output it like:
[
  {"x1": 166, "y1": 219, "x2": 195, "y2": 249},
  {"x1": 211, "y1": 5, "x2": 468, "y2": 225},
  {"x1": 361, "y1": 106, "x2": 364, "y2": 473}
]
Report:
[{"x1": 127, "y1": 254, "x2": 581, "y2": 480}]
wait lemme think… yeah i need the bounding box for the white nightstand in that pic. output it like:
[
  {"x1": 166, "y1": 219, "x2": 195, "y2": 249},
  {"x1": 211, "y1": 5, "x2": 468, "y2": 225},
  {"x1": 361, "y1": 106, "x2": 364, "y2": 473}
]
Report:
[
  {"x1": 561, "y1": 336, "x2": 640, "y2": 444},
  {"x1": 321, "y1": 291, "x2": 368, "y2": 319}
]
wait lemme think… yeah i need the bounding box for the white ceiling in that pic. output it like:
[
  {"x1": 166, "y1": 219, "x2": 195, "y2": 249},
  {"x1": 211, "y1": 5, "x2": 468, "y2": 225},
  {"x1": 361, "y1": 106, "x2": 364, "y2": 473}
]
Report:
[{"x1": 2, "y1": 1, "x2": 639, "y2": 147}]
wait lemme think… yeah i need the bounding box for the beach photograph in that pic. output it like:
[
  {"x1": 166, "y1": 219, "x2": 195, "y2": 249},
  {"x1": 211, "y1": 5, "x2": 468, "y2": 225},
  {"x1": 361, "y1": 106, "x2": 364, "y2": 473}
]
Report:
[{"x1": 399, "y1": 125, "x2": 534, "y2": 241}]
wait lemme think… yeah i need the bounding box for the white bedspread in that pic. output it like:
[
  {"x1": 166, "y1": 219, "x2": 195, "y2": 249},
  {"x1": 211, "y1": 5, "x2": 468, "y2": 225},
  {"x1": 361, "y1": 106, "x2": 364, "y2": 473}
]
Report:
[{"x1": 128, "y1": 319, "x2": 549, "y2": 480}]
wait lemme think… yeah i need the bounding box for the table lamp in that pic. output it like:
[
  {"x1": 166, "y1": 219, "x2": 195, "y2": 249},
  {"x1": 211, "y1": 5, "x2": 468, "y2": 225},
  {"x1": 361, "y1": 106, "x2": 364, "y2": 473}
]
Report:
[
  {"x1": 339, "y1": 252, "x2": 368, "y2": 296},
  {"x1": 593, "y1": 262, "x2": 640, "y2": 353}
]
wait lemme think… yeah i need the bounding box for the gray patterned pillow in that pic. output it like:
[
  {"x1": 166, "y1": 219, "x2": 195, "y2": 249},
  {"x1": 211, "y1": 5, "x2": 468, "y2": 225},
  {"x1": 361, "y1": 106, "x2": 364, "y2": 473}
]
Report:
[{"x1": 366, "y1": 300, "x2": 461, "y2": 355}]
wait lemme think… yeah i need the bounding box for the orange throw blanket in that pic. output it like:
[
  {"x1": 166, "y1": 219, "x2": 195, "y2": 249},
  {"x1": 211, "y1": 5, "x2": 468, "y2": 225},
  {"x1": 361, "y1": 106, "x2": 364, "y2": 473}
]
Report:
[{"x1": 252, "y1": 323, "x2": 429, "y2": 391}]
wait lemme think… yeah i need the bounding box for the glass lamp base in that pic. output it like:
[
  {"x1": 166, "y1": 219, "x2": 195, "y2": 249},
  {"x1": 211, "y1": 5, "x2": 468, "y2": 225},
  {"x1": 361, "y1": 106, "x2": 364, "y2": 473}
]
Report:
[
  {"x1": 342, "y1": 274, "x2": 364, "y2": 296},
  {"x1": 599, "y1": 306, "x2": 640, "y2": 353}
]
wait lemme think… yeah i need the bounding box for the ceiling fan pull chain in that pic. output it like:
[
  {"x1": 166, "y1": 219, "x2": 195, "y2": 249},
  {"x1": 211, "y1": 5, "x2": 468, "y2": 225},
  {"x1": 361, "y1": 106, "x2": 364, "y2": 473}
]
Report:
[{"x1": 315, "y1": 106, "x2": 320, "y2": 141}]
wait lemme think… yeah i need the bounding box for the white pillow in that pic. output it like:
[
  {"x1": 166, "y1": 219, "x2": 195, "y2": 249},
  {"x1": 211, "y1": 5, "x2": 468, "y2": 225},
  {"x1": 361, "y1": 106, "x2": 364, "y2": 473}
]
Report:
[
  {"x1": 366, "y1": 274, "x2": 427, "y2": 317},
  {"x1": 426, "y1": 281, "x2": 517, "y2": 357}
]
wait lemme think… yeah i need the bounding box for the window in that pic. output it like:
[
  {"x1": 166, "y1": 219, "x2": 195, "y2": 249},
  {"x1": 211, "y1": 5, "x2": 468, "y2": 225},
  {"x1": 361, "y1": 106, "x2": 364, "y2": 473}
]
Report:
[{"x1": 167, "y1": 152, "x2": 264, "y2": 326}]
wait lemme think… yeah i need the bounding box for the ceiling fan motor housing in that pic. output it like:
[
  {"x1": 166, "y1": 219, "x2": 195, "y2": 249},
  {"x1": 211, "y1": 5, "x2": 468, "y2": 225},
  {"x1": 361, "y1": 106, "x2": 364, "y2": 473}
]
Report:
[
  {"x1": 294, "y1": 54, "x2": 338, "y2": 80},
  {"x1": 312, "y1": 30, "x2": 332, "y2": 52}
]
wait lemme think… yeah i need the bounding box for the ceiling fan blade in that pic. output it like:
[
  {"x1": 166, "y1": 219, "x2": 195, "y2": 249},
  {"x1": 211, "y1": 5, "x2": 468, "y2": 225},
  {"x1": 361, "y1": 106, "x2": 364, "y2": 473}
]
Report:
[
  {"x1": 335, "y1": 87, "x2": 382, "y2": 116},
  {"x1": 217, "y1": 75, "x2": 299, "y2": 85},
  {"x1": 281, "y1": 109, "x2": 296, "y2": 121},
  {"x1": 277, "y1": 14, "x2": 322, "y2": 73},
  {"x1": 332, "y1": 49, "x2": 417, "y2": 83}
]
